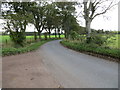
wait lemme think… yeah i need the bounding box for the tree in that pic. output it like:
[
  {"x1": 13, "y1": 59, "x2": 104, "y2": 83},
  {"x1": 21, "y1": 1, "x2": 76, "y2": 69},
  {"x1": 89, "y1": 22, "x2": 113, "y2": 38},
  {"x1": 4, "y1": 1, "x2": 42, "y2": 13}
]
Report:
[
  {"x1": 56, "y1": 2, "x2": 76, "y2": 39},
  {"x1": 30, "y1": 2, "x2": 47, "y2": 40},
  {"x1": 2, "y1": 2, "x2": 34, "y2": 47},
  {"x1": 51, "y1": 3, "x2": 62, "y2": 38},
  {"x1": 44, "y1": 3, "x2": 55, "y2": 39},
  {"x1": 81, "y1": 0, "x2": 117, "y2": 43}
]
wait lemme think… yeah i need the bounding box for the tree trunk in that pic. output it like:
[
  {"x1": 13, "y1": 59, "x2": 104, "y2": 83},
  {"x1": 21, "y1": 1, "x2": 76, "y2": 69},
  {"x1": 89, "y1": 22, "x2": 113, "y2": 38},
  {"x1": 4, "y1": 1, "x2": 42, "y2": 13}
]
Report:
[
  {"x1": 59, "y1": 33, "x2": 61, "y2": 39},
  {"x1": 55, "y1": 28, "x2": 57, "y2": 38},
  {"x1": 86, "y1": 19, "x2": 91, "y2": 38},
  {"x1": 34, "y1": 31, "x2": 37, "y2": 41},
  {"x1": 86, "y1": 19, "x2": 92, "y2": 43},
  {"x1": 58, "y1": 28, "x2": 61, "y2": 39},
  {"x1": 65, "y1": 32, "x2": 67, "y2": 39},
  {"x1": 48, "y1": 29, "x2": 51, "y2": 39},
  {"x1": 64, "y1": 30, "x2": 67, "y2": 39},
  {"x1": 38, "y1": 31, "x2": 41, "y2": 40},
  {"x1": 44, "y1": 33, "x2": 47, "y2": 40},
  {"x1": 84, "y1": 1, "x2": 92, "y2": 43}
]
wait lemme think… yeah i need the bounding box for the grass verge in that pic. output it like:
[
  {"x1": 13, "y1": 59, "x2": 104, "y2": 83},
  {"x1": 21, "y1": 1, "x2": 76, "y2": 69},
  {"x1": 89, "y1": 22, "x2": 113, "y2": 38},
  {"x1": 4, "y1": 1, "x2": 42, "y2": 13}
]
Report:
[
  {"x1": 2, "y1": 39, "x2": 53, "y2": 57},
  {"x1": 60, "y1": 40, "x2": 120, "y2": 61}
]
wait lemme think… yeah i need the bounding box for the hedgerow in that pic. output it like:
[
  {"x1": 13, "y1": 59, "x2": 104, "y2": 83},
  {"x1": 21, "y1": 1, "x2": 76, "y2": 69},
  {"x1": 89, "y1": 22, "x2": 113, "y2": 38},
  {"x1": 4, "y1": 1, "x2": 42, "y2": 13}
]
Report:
[
  {"x1": 60, "y1": 40, "x2": 120, "y2": 59},
  {"x1": 2, "y1": 40, "x2": 51, "y2": 56}
]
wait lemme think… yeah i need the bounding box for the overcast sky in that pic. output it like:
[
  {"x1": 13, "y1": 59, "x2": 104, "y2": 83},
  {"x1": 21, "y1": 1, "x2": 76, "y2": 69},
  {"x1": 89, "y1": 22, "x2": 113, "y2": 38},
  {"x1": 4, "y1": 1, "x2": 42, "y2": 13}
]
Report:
[
  {"x1": 76, "y1": 4, "x2": 118, "y2": 31},
  {"x1": 0, "y1": 2, "x2": 118, "y2": 32}
]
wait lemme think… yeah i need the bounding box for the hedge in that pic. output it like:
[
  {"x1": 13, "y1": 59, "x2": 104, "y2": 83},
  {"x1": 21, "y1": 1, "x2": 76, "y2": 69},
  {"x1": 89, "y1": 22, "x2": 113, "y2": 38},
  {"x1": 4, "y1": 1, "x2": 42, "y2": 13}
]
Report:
[
  {"x1": 2, "y1": 40, "x2": 51, "y2": 56},
  {"x1": 60, "y1": 40, "x2": 120, "y2": 59}
]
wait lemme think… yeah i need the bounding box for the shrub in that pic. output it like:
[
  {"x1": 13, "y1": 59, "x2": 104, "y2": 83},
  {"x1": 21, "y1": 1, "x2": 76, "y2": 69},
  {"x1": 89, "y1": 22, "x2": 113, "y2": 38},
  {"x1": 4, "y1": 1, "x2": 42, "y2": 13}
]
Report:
[
  {"x1": 61, "y1": 40, "x2": 120, "y2": 59},
  {"x1": 9, "y1": 31, "x2": 26, "y2": 47},
  {"x1": 2, "y1": 40, "x2": 51, "y2": 56},
  {"x1": 89, "y1": 34, "x2": 108, "y2": 46},
  {"x1": 70, "y1": 31, "x2": 79, "y2": 40}
]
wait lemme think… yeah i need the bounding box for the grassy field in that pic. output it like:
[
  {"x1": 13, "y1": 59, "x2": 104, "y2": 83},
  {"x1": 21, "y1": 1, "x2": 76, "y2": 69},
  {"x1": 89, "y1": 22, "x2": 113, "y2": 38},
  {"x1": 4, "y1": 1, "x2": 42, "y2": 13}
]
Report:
[
  {"x1": 0, "y1": 35, "x2": 65, "y2": 43},
  {"x1": 0, "y1": 35, "x2": 64, "y2": 48}
]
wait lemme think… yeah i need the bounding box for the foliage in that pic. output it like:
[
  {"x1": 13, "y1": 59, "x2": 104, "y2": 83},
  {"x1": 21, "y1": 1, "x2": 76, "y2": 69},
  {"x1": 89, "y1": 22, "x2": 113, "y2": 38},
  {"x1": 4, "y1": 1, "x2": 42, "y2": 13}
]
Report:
[
  {"x1": 2, "y1": 2, "x2": 34, "y2": 47},
  {"x1": 1, "y1": 35, "x2": 65, "y2": 48},
  {"x1": 29, "y1": 2, "x2": 46, "y2": 39},
  {"x1": 69, "y1": 31, "x2": 79, "y2": 40},
  {"x1": 55, "y1": 2, "x2": 76, "y2": 39},
  {"x1": 61, "y1": 40, "x2": 120, "y2": 59},
  {"x1": 2, "y1": 2, "x2": 77, "y2": 44},
  {"x1": 89, "y1": 34, "x2": 108, "y2": 46},
  {"x1": 44, "y1": 3, "x2": 55, "y2": 38},
  {"x1": 9, "y1": 31, "x2": 26, "y2": 47},
  {"x1": 2, "y1": 39, "x2": 52, "y2": 56}
]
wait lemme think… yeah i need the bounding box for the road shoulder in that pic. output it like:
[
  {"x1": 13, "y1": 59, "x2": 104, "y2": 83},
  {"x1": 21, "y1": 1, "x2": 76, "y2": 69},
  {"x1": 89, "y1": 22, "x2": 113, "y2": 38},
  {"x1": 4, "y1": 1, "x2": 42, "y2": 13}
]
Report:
[{"x1": 2, "y1": 50, "x2": 60, "y2": 88}]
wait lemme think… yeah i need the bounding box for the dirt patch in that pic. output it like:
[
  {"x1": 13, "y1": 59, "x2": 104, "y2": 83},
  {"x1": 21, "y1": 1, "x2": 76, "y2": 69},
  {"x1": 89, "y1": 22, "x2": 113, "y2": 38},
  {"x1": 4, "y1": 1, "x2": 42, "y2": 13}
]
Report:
[{"x1": 2, "y1": 49, "x2": 60, "y2": 88}]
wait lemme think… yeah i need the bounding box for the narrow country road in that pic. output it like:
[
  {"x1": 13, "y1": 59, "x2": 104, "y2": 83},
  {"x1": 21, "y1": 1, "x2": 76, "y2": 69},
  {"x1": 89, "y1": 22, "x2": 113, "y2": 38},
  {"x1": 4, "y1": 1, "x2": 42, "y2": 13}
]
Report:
[
  {"x1": 38, "y1": 40, "x2": 118, "y2": 88},
  {"x1": 3, "y1": 40, "x2": 118, "y2": 88}
]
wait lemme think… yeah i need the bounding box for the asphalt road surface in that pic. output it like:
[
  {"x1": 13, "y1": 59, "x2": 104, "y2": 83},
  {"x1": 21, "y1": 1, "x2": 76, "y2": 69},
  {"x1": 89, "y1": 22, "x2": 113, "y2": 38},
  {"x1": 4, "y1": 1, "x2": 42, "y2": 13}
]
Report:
[{"x1": 39, "y1": 40, "x2": 118, "y2": 88}]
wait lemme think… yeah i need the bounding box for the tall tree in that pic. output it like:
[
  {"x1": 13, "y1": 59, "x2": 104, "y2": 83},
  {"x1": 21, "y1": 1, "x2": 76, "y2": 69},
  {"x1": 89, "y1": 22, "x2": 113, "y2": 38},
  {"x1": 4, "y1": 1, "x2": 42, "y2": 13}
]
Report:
[
  {"x1": 56, "y1": 2, "x2": 76, "y2": 39},
  {"x1": 44, "y1": 3, "x2": 55, "y2": 39},
  {"x1": 30, "y1": 2, "x2": 47, "y2": 40},
  {"x1": 51, "y1": 3, "x2": 62, "y2": 38},
  {"x1": 2, "y1": 2, "x2": 34, "y2": 47},
  {"x1": 81, "y1": 0, "x2": 117, "y2": 43}
]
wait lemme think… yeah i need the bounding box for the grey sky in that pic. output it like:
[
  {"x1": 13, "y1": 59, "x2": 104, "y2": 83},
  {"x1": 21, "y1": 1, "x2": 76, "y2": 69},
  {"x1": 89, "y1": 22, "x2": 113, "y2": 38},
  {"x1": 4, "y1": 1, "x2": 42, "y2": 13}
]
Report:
[{"x1": 77, "y1": 5, "x2": 118, "y2": 31}]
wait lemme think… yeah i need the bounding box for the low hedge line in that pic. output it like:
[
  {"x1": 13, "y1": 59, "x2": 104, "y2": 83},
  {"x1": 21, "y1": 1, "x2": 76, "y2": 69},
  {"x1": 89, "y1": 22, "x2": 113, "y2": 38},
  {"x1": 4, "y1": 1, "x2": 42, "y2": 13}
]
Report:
[
  {"x1": 60, "y1": 40, "x2": 120, "y2": 59},
  {"x1": 2, "y1": 39, "x2": 52, "y2": 56}
]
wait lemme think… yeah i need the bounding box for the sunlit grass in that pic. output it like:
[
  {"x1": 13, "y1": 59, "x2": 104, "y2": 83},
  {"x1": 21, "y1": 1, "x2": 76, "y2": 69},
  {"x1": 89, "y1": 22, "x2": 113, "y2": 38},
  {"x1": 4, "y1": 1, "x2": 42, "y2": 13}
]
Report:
[
  {"x1": 106, "y1": 34, "x2": 119, "y2": 49},
  {"x1": 0, "y1": 34, "x2": 65, "y2": 43}
]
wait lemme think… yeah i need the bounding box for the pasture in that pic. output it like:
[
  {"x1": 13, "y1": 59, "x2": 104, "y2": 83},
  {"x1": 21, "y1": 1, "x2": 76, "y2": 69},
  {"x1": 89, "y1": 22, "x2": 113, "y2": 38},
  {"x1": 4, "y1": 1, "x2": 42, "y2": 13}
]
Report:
[
  {"x1": 1, "y1": 35, "x2": 65, "y2": 43},
  {"x1": 1, "y1": 35, "x2": 64, "y2": 48}
]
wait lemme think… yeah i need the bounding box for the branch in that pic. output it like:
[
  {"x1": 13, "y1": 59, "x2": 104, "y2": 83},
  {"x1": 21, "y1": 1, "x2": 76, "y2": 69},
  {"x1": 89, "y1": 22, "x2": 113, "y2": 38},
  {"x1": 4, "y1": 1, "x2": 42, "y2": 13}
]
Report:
[
  {"x1": 76, "y1": 11, "x2": 84, "y2": 18},
  {"x1": 90, "y1": 0, "x2": 105, "y2": 18},
  {"x1": 92, "y1": 1, "x2": 116, "y2": 19}
]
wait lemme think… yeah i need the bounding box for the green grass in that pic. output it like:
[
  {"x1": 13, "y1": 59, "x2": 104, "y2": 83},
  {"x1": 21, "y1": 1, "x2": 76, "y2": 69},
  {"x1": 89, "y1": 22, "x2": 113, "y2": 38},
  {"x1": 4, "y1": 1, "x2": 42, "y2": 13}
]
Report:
[
  {"x1": 106, "y1": 34, "x2": 119, "y2": 49},
  {"x1": 0, "y1": 35, "x2": 64, "y2": 43},
  {"x1": 0, "y1": 35, "x2": 64, "y2": 48},
  {"x1": 1, "y1": 34, "x2": 119, "y2": 58},
  {"x1": 61, "y1": 40, "x2": 120, "y2": 59},
  {"x1": 2, "y1": 39, "x2": 54, "y2": 56},
  {"x1": 1, "y1": 34, "x2": 64, "y2": 56}
]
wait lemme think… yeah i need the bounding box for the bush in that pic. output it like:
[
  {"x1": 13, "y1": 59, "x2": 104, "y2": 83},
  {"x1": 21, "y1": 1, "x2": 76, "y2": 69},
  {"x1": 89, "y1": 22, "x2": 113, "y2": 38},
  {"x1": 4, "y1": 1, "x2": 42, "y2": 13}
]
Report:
[
  {"x1": 9, "y1": 31, "x2": 26, "y2": 47},
  {"x1": 2, "y1": 40, "x2": 51, "y2": 56},
  {"x1": 88, "y1": 34, "x2": 108, "y2": 46},
  {"x1": 61, "y1": 40, "x2": 120, "y2": 59},
  {"x1": 70, "y1": 31, "x2": 79, "y2": 40}
]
